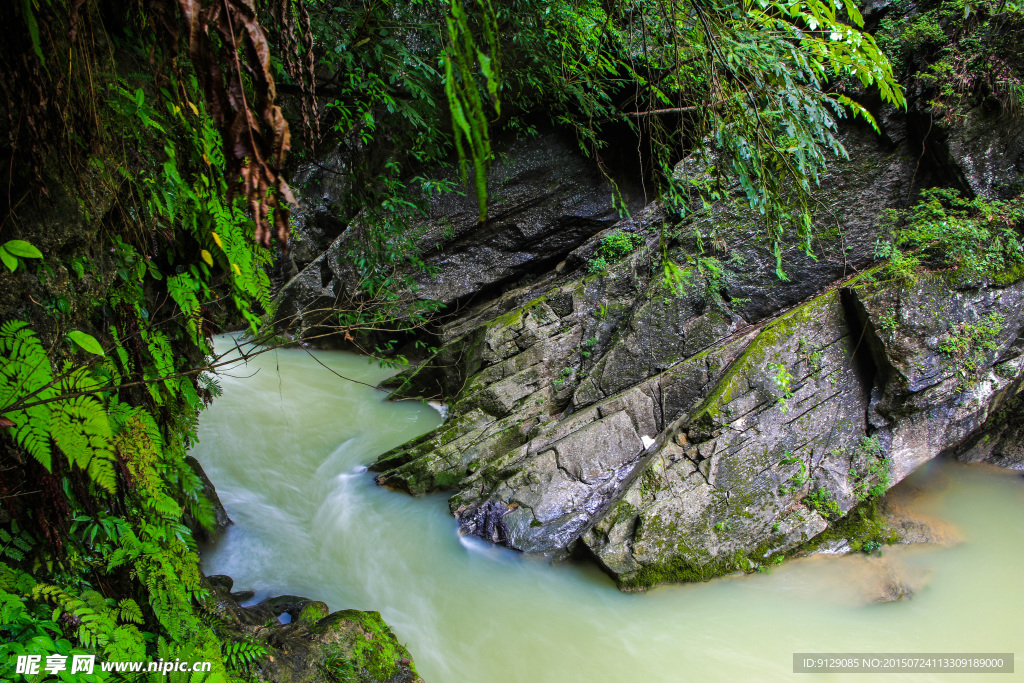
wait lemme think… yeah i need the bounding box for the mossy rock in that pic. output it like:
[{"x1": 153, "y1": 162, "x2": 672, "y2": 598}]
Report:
[
  {"x1": 313, "y1": 610, "x2": 422, "y2": 683},
  {"x1": 799, "y1": 500, "x2": 900, "y2": 555},
  {"x1": 298, "y1": 601, "x2": 330, "y2": 625}
]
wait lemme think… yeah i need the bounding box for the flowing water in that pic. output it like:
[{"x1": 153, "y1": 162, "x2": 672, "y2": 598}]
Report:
[{"x1": 193, "y1": 339, "x2": 1024, "y2": 682}]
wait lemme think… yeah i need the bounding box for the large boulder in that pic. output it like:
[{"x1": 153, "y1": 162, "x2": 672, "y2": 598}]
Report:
[
  {"x1": 942, "y1": 105, "x2": 1024, "y2": 200},
  {"x1": 583, "y1": 273, "x2": 1024, "y2": 589},
  {"x1": 369, "y1": 115, "x2": 1024, "y2": 589}
]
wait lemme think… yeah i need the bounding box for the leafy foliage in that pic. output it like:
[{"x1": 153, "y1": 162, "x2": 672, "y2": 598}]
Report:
[
  {"x1": 0, "y1": 240, "x2": 43, "y2": 272},
  {"x1": 588, "y1": 231, "x2": 645, "y2": 273},
  {"x1": 444, "y1": 0, "x2": 502, "y2": 220},
  {"x1": 876, "y1": 188, "x2": 1024, "y2": 282},
  {"x1": 0, "y1": 0, "x2": 932, "y2": 679},
  {"x1": 768, "y1": 362, "x2": 795, "y2": 412},
  {"x1": 849, "y1": 436, "x2": 892, "y2": 501},
  {"x1": 805, "y1": 488, "x2": 841, "y2": 519},
  {"x1": 939, "y1": 312, "x2": 1006, "y2": 385},
  {"x1": 223, "y1": 640, "x2": 269, "y2": 669},
  {"x1": 0, "y1": 321, "x2": 54, "y2": 470},
  {"x1": 877, "y1": 0, "x2": 1024, "y2": 116},
  {"x1": 485, "y1": 0, "x2": 903, "y2": 279},
  {"x1": 0, "y1": 3, "x2": 294, "y2": 679},
  {"x1": 293, "y1": 0, "x2": 905, "y2": 294}
]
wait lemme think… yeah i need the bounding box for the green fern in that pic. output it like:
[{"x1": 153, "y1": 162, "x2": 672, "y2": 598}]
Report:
[
  {"x1": 32, "y1": 583, "x2": 117, "y2": 649},
  {"x1": 0, "y1": 320, "x2": 55, "y2": 470},
  {"x1": 0, "y1": 23, "x2": 280, "y2": 683},
  {"x1": 51, "y1": 395, "x2": 117, "y2": 493},
  {"x1": 167, "y1": 273, "x2": 204, "y2": 345},
  {"x1": 2, "y1": 322, "x2": 118, "y2": 493},
  {"x1": 223, "y1": 639, "x2": 268, "y2": 669},
  {"x1": 115, "y1": 598, "x2": 144, "y2": 624},
  {"x1": 105, "y1": 623, "x2": 146, "y2": 661},
  {"x1": 108, "y1": 324, "x2": 135, "y2": 382},
  {"x1": 0, "y1": 521, "x2": 33, "y2": 563},
  {"x1": 30, "y1": 583, "x2": 149, "y2": 661}
]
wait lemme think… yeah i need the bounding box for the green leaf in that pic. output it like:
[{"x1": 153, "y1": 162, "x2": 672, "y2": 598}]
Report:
[
  {"x1": 20, "y1": 0, "x2": 44, "y2": 66},
  {"x1": 3, "y1": 240, "x2": 43, "y2": 259},
  {"x1": 0, "y1": 246, "x2": 16, "y2": 272},
  {"x1": 67, "y1": 330, "x2": 105, "y2": 356}
]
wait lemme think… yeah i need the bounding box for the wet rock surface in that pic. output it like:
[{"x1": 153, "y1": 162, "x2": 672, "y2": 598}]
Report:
[
  {"x1": 942, "y1": 105, "x2": 1024, "y2": 201},
  {"x1": 365, "y1": 112, "x2": 1024, "y2": 589},
  {"x1": 184, "y1": 455, "x2": 233, "y2": 543},
  {"x1": 273, "y1": 133, "x2": 632, "y2": 333}
]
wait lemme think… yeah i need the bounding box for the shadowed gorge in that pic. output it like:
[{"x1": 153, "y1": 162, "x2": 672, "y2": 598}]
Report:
[{"x1": 1, "y1": 0, "x2": 1022, "y2": 680}]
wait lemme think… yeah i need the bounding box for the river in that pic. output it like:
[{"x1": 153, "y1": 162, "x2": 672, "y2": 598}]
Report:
[{"x1": 192, "y1": 339, "x2": 1024, "y2": 682}]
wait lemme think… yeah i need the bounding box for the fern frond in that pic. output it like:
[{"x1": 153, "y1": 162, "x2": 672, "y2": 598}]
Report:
[
  {"x1": 31, "y1": 583, "x2": 116, "y2": 648},
  {"x1": 140, "y1": 328, "x2": 176, "y2": 404},
  {"x1": 51, "y1": 395, "x2": 117, "y2": 493},
  {"x1": 116, "y1": 598, "x2": 144, "y2": 624},
  {"x1": 104, "y1": 623, "x2": 146, "y2": 661},
  {"x1": 0, "y1": 319, "x2": 56, "y2": 471},
  {"x1": 223, "y1": 639, "x2": 268, "y2": 669},
  {"x1": 167, "y1": 274, "x2": 203, "y2": 344},
  {"x1": 81, "y1": 589, "x2": 109, "y2": 613},
  {"x1": 12, "y1": 404, "x2": 53, "y2": 470}
]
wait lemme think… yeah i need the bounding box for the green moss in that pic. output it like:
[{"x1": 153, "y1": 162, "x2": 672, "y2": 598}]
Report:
[
  {"x1": 993, "y1": 261, "x2": 1024, "y2": 287},
  {"x1": 298, "y1": 601, "x2": 330, "y2": 625},
  {"x1": 638, "y1": 468, "x2": 667, "y2": 496},
  {"x1": 800, "y1": 499, "x2": 898, "y2": 554},
  {"x1": 620, "y1": 542, "x2": 779, "y2": 590},
  {"x1": 693, "y1": 290, "x2": 837, "y2": 424},
  {"x1": 606, "y1": 500, "x2": 638, "y2": 527},
  {"x1": 432, "y1": 470, "x2": 464, "y2": 489},
  {"x1": 483, "y1": 294, "x2": 562, "y2": 333},
  {"x1": 490, "y1": 308, "x2": 525, "y2": 329},
  {"x1": 620, "y1": 554, "x2": 736, "y2": 589},
  {"x1": 846, "y1": 264, "x2": 888, "y2": 289},
  {"x1": 318, "y1": 610, "x2": 419, "y2": 683}
]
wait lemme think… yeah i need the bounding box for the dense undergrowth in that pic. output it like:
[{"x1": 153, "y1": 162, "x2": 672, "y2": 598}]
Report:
[
  {"x1": 0, "y1": 0, "x2": 1019, "y2": 681},
  {"x1": 0, "y1": 2, "x2": 288, "y2": 679}
]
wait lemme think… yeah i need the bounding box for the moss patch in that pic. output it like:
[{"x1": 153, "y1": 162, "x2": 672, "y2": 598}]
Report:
[
  {"x1": 618, "y1": 547, "x2": 768, "y2": 590},
  {"x1": 800, "y1": 499, "x2": 899, "y2": 554},
  {"x1": 691, "y1": 289, "x2": 838, "y2": 427},
  {"x1": 316, "y1": 610, "x2": 419, "y2": 683}
]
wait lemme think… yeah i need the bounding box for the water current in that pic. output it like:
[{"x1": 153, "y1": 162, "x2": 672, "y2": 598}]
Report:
[{"x1": 193, "y1": 339, "x2": 1024, "y2": 682}]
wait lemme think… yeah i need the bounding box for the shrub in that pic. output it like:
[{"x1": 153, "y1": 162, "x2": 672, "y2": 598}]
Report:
[{"x1": 587, "y1": 231, "x2": 644, "y2": 272}]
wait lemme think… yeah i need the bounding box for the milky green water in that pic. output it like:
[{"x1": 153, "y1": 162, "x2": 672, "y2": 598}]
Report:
[{"x1": 192, "y1": 340, "x2": 1024, "y2": 682}]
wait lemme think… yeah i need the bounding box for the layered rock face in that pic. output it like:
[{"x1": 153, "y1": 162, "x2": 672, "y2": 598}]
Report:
[
  {"x1": 359, "y1": 113, "x2": 1024, "y2": 589},
  {"x1": 273, "y1": 133, "x2": 635, "y2": 333},
  {"x1": 271, "y1": 42, "x2": 1024, "y2": 587}
]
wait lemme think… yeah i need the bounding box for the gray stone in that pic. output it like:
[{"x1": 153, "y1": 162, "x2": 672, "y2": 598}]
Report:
[
  {"x1": 357, "y1": 104, "x2": 1024, "y2": 591},
  {"x1": 273, "y1": 134, "x2": 633, "y2": 335}
]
